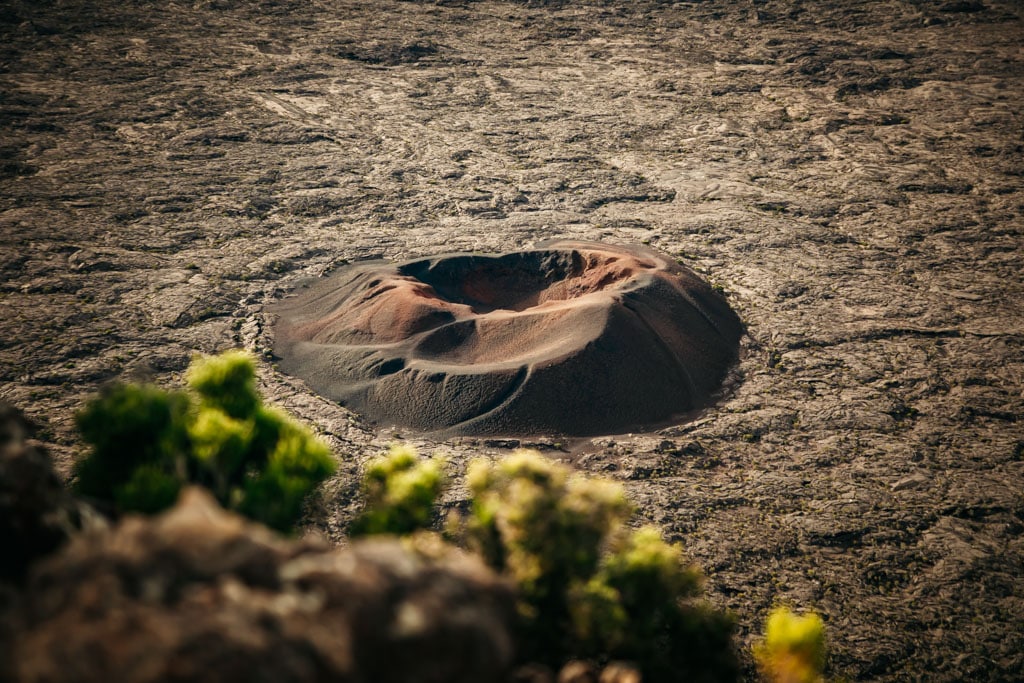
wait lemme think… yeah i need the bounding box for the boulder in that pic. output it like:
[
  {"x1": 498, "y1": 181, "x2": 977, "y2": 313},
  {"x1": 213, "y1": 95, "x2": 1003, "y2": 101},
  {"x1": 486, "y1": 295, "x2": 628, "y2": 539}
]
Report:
[
  {"x1": 0, "y1": 403, "x2": 77, "y2": 584},
  {"x1": 9, "y1": 488, "x2": 515, "y2": 683}
]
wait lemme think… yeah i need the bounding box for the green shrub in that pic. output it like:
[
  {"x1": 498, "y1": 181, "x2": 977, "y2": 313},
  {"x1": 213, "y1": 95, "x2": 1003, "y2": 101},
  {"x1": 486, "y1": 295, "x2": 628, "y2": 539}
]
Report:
[
  {"x1": 74, "y1": 383, "x2": 191, "y2": 503},
  {"x1": 465, "y1": 452, "x2": 631, "y2": 642},
  {"x1": 73, "y1": 351, "x2": 335, "y2": 531},
  {"x1": 577, "y1": 526, "x2": 735, "y2": 682},
  {"x1": 356, "y1": 446, "x2": 738, "y2": 681},
  {"x1": 351, "y1": 444, "x2": 446, "y2": 536},
  {"x1": 754, "y1": 607, "x2": 827, "y2": 683},
  {"x1": 466, "y1": 451, "x2": 736, "y2": 681},
  {"x1": 114, "y1": 464, "x2": 183, "y2": 514},
  {"x1": 186, "y1": 349, "x2": 261, "y2": 419}
]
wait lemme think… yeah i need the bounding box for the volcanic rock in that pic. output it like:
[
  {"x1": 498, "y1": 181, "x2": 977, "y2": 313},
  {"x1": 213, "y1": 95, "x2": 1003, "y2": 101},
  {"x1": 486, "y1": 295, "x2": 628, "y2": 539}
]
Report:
[
  {"x1": 8, "y1": 488, "x2": 515, "y2": 683},
  {"x1": 271, "y1": 241, "x2": 742, "y2": 436},
  {"x1": 0, "y1": 402, "x2": 78, "y2": 584}
]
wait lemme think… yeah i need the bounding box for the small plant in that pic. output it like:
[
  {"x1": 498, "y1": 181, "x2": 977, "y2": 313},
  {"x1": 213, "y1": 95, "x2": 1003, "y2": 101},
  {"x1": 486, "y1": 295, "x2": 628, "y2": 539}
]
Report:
[
  {"x1": 754, "y1": 606, "x2": 827, "y2": 683},
  {"x1": 356, "y1": 447, "x2": 738, "y2": 681},
  {"x1": 466, "y1": 451, "x2": 631, "y2": 609},
  {"x1": 350, "y1": 444, "x2": 445, "y2": 536},
  {"x1": 74, "y1": 350, "x2": 335, "y2": 531},
  {"x1": 75, "y1": 383, "x2": 191, "y2": 513},
  {"x1": 466, "y1": 451, "x2": 736, "y2": 681},
  {"x1": 581, "y1": 526, "x2": 735, "y2": 682}
]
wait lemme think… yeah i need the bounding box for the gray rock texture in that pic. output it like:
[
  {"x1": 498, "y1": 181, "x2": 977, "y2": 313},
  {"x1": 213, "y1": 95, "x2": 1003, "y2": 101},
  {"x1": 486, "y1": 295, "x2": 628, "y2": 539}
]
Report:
[{"x1": 272, "y1": 241, "x2": 742, "y2": 436}]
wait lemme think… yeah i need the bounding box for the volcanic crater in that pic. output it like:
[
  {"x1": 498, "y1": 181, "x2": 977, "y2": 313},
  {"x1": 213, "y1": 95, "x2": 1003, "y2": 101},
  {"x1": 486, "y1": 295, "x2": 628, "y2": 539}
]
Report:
[{"x1": 271, "y1": 240, "x2": 743, "y2": 436}]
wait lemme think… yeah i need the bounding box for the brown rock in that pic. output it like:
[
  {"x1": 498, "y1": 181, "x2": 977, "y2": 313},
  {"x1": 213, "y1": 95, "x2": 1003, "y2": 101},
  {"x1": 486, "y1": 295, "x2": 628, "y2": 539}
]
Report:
[
  {"x1": 511, "y1": 663, "x2": 556, "y2": 683},
  {"x1": 10, "y1": 488, "x2": 515, "y2": 683},
  {"x1": 0, "y1": 402, "x2": 78, "y2": 584},
  {"x1": 558, "y1": 660, "x2": 599, "y2": 683},
  {"x1": 271, "y1": 241, "x2": 742, "y2": 436},
  {"x1": 599, "y1": 663, "x2": 643, "y2": 683}
]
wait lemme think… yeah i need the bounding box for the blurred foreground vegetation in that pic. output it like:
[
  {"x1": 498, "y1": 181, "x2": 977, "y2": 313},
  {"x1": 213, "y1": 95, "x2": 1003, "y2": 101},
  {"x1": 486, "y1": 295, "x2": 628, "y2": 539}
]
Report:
[
  {"x1": 70, "y1": 350, "x2": 827, "y2": 682},
  {"x1": 74, "y1": 350, "x2": 334, "y2": 530}
]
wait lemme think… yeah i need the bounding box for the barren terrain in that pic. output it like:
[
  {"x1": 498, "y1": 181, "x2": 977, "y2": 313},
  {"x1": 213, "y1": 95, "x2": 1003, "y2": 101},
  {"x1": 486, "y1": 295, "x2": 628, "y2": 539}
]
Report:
[{"x1": 1, "y1": 0, "x2": 1022, "y2": 679}]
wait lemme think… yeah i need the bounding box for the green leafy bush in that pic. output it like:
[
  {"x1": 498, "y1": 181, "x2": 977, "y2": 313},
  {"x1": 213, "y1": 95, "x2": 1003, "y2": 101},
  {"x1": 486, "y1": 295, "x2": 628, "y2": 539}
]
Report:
[
  {"x1": 74, "y1": 350, "x2": 335, "y2": 531},
  {"x1": 350, "y1": 444, "x2": 445, "y2": 536},
  {"x1": 580, "y1": 526, "x2": 735, "y2": 683},
  {"x1": 75, "y1": 383, "x2": 191, "y2": 510},
  {"x1": 754, "y1": 607, "x2": 827, "y2": 683},
  {"x1": 356, "y1": 446, "x2": 738, "y2": 681},
  {"x1": 465, "y1": 452, "x2": 630, "y2": 642}
]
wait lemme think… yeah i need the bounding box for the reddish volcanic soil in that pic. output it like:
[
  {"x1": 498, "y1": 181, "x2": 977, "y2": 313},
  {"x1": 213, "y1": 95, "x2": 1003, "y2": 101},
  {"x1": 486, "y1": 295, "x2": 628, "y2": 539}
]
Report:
[{"x1": 1, "y1": 1, "x2": 1022, "y2": 680}]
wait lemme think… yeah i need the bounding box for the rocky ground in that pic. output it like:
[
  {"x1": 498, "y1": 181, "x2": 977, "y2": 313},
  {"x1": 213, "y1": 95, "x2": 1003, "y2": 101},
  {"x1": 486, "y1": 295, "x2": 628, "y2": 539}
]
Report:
[{"x1": 1, "y1": 0, "x2": 1022, "y2": 680}]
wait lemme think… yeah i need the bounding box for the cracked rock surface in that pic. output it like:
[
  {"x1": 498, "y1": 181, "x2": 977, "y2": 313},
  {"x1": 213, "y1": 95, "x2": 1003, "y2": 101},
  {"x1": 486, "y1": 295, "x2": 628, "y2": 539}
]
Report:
[{"x1": 0, "y1": 0, "x2": 1022, "y2": 680}]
